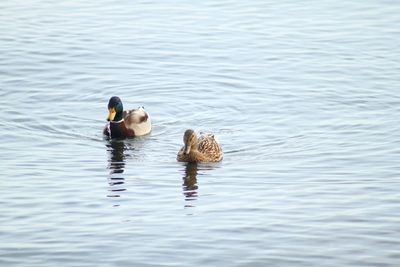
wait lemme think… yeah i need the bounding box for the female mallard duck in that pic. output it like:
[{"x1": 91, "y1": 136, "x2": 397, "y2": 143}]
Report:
[
  {"x1": 177, "y1": 129, "x2": 223, "y2": 163},
  {"x1": 103, "y1": 96, "x2": 151, "y2": 138}
]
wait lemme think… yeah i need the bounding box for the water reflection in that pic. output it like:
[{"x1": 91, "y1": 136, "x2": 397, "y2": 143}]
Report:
[
  {"x1": 181, "y1": 163, "x2": 222, "y2": 208},
  {"x1": 105, "y1": 140, "x2": 131, "y2": 198},
  {"x1": 182, "y1": 163, "x2": 199, "y2": 206}
]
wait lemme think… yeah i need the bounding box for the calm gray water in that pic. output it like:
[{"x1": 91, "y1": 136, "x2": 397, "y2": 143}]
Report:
[{"x1": 1, "y1": 0, "x2": 400, "y2": 266}]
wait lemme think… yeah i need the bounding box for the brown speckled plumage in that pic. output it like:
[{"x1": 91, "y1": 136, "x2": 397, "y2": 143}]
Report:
[{"x1": 177, "y1": 129, "x2": 223, "y2": 163}]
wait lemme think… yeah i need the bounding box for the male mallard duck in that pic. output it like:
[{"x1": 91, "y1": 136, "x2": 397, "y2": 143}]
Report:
[
  {"x1": 177, "y1": 129, "x2": 223, "y2": 163},
  {"x1": 103, "y1": 96, "x2": 151, "y2": 138}
]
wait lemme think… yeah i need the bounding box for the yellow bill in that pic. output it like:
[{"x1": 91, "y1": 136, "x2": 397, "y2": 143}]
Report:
[{"x1": 107, "y1": 107, "x2": 116, "y2": 121}]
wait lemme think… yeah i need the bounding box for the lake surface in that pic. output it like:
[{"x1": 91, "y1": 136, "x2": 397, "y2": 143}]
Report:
[{"x1": 1, "y1": 0, "x2": 400, "y2": 266}]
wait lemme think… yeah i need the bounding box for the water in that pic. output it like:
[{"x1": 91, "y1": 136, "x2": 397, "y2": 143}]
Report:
[{"x1": 1, "y1": 0, "x2": 400, "y2": 266}]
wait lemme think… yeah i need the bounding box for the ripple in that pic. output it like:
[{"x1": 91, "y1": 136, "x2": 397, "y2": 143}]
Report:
[{"x1": 1, "y1": 0, "x2": 400, "y2": 266}]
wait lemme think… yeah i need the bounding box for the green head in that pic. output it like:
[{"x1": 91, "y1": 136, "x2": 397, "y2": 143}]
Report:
[{"x1": 107, "y1": 96, "x2": 124, "y2": 122}]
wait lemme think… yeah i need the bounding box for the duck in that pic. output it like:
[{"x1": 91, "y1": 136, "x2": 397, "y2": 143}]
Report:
[
  {"x1": 177, "y1": 129, "x2": 223, "y2": 163},
  {"x1": 103, "y1": 96, "x2": 152, "y2": 138}
]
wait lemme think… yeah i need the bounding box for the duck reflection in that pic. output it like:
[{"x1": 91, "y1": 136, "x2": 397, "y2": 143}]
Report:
[
  {"x1": 182, "y1": 163, "x2": 199, "y2": 206},
  {"x1": 105, "y1": 140, "x2": 132, "y2": 198}
]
